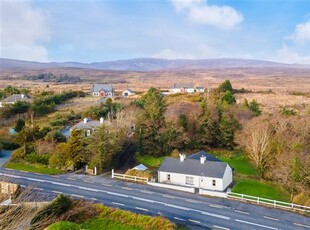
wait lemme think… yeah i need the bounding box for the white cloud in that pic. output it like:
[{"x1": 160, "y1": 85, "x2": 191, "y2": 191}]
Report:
[
  {"x1": 291, "y1": 20, "x2": 310, "y2": 44},
  {"x1": 152, "y1": 49, "x2": 196, "y2": 59},
  {"x1": 277, "y1": 44, "x2": 310, "y2": 64},
  {"x1": 0, "y1": 0, "x2": 50, "y2": 61},
  {"x1": 152, "y1": 44, "x2": 219, "y2": 59},
  {"x1": 171, "y1": 0, "x2": 243, "y2": 29}
]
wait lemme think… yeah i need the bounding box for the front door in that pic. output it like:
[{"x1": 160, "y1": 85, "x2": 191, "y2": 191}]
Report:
[{"x1": 200, "y1": 178, "x2": 204, "y2": 189}]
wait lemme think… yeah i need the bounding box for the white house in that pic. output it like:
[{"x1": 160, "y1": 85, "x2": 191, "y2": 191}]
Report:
[
  {"x1": 195, "y1": 86, "x2": 205, "y2": 93},
  {"x1": 91, "y1": 84, "x2": 114, "y2": 98},
  {"x1": 170, "y1": 83, "x2": 195, "y2": 94},
  {"x1": 122, "y1": 89, "x2": 135, "y2": 97},
  {"x1": 70, "y1": 117, "x2": 104, "y2": 136},
  {"x1": 158, "y1": 151, "x2": 233, "y2": 192},
  {"x1": 0, "y1": 94, "x2": 31, "y2": 107}
]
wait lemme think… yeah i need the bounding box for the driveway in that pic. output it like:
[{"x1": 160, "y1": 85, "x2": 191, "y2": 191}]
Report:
[{"x1": 0, "y1": 150, "x2": 13, "y2": 166}]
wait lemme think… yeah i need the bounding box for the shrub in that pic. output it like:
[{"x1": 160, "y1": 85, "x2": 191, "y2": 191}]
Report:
[
  {"x1": 31, "y1": 194, "x2": 73, "y2": 226},
  {"x1": 10, "y1": 148, "x2": 26, "y2": 160},
  {"x1": 24, "y1": 152, "x2": 50, "y2": 165},
  {"x1": 125, "y1": 169, "x2": 152, "y2": 180},
  {"x1": 45, "y1": 131, "x2": 67, "y2": 143}
]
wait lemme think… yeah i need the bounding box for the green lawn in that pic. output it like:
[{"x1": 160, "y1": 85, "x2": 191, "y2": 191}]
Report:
[
  {"x1": 210, "y1": 150, "x2": 258, "y2": 176},
  {"x1": 232, "y1": 178, "x2": 290, "y2": 202},
  {"x1": 135, "y1": 153, "x2": 166, "y2": 168},
  {"x1": 46, "y1": 219, "x2": 141, "y2": 230},
  {"x1": 4, "y1": 162, "x2": 63, "y2": 175}
]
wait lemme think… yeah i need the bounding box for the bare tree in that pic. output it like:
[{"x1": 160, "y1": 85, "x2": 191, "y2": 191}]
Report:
[{"x1": 236, "y1": 116, "x2": 273, "y2": 177}]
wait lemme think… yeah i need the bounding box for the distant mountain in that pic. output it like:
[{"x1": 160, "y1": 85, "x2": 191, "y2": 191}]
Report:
[{"x1": 1, "y1": 58, "x2": 309, "y2": 71}]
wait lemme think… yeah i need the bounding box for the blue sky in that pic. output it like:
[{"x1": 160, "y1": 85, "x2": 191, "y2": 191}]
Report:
[{"x1": 1, "y1": 0, "x2": 310, "y2": 64}]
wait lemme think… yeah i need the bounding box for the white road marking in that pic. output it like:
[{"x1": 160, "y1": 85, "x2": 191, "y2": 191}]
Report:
[
  {"x1": 140, "y1": 190, "x2": 153, "y2": 194},
  {"x1": 20, "y1": 170, "x2": 28, "y2": 173},
  {"x1": 165, "y1": 203, "x2": 190, "y2": 211},
  {"x1": 67, "y1": 178, "x2": 76, "y2": 180},
  {"x1": 51, "y1": 175, "x2": 59, "y2": 177},
  {"x1": 102, "y1": 183, "x2": 112, "y2": 187},
  {"x1": 188, "y1": 219, "x2": 200, "y2": 224},
  {"x1": 185, "y1": 199, "x2": 199, "y2": 203},
  {"x1": 77, "y1": 186, "x2": 100, "y2": 192},
  {"x1": 294, "y1": 223, "x2": 310, "y2": 229},
  {"x1": 135, "y1": 207, "x2": 148, "y2": 212},
  {"x1": 0, "y1": 173, "x2": 21, "y2": 178},
  {"x1": 51, "y1": 182, "x2": 71, "y2": 187},
  {"x1": 112, "y1": 202, "x2": 124, "y2": 206},
  {"x1": 174, "y1": 217, "x2": 186, "y2": 221},
  {"x1": 234, "y1": 209, "x2": 250, "y2": 215},
  {"x1": 235, "y1": 219, "x2": 278, "y2": 230},
  {"x1": 5, "y1": 168, "x2": 13, "y2": 171},
  {"x1": 83, "y1": 180, "x2": 94, "y2": 183},
  {"x1": 163, "y1": 195, "x2": 175, "y2": 199},
  {"x1": 121, "y1": 187, "x2": 132, "y2": 190},
  {"x1": 263, "y1": 216, "x2": 279, "y2": 221},
  {"x1": 90, "y1": 198, "x2": 97, "y2": 201},
  {"x1": 52, "y1": 190, "x2": 62, "y2": 194},
  {"x1": 209, "y1": 204, "x2": 226, "y2": 209},
  {"x1": 200, "y1": 211, "x2": 230, "y2": 220},
  {"x1": 213, "y1": 225, "x2": 230, "y2": 230},
  {"x1": 106, "y1": 191, "x2": 129, "y2": 198},
  {"x1": 132, "y1": 197, "x2": 154, "y2": 203},
  {"x1": 34, "y1": 173, "x2": 43, "y2": 175},
  {"x1": 34, "y1": 188, "x2": 44, "y2": 191},
  {"x1": 25, "y1": 178, "x2": 45, "y2": 182},
  {"x1": 71, "y1": 194, "x2": 84, "y2": 198}
]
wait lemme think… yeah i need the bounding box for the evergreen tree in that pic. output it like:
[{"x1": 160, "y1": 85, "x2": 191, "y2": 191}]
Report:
[
  {"x1": 14, "y1": 118, "x2": 25, "y2": 132},
  {"x1": 138, "y1": 87, "x2": 166, "y2": 156},
  {"x1": 218, "y1": 80, "x2": 233, "y2": 93}
]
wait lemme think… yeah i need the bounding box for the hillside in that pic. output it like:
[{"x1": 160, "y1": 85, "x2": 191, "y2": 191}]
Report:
[{"x1": 1, "y1": 57, "x2": 309, "y2": 71}]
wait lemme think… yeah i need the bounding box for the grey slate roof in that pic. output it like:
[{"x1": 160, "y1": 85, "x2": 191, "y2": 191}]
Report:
[
  {"x1": 71, "y1": 118, "x2": 102, "y2": 130},
  {"x1": 171, "y1": 83, "x2": 194, "y2": 89},
  {"x1": 187, "y1": 150, "x2": 221, "y2": 162},
  {"x1": 1, "y1": 94, "x2": 31, "y2": 103},
  {"x1": 92, "y1": 84, "x2": 113, "y2": 93},
  {"x1": 158, "y1": 151, "x2": 229, "y2": 178}
]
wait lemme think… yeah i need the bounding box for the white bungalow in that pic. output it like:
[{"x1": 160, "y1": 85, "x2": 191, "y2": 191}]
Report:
[
  {"x1": 70, "y1": 117, "x2": 104, "y2": 136},
  {"x1": 122, "y1": 89, "x2": 135, "y2": 97},
  {"x1": 158, "y1": 151, "x2": 233, "y2": 192}
]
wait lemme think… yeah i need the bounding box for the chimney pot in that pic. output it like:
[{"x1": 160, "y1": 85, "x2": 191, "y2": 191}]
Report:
[
  {"x1": 179, "y1": 154, "x2": 186, "y2": 162},
  {"x1": 200, "y1": 155, "x2": 206, "y2": 164},
  {"x1": 100, "y1": 117, "x2": 104, "y2": 124},
  {"x1": 83, "y1": 118, "x2": 88, "y2": 124}
]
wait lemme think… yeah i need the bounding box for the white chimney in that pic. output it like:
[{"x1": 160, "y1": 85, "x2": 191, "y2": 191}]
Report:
[
  {"x1": 21, "y1": 94, "x2": 25, "y2": 99},
  {"x1": 83, "y1": 118, "x2": 88, "y2": 124},
  {"x1": 200, "y1": 155, "x2": 206, "y2": 164},
  {"x1": 100, "y1": 117, "x2": 104, "y2": 124},
  {"x1": 179, "y1": 154, "x2": 186, "y2": 162}
]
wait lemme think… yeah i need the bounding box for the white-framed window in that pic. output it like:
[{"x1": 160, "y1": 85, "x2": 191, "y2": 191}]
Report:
[
  {"x1": 86, "y1": 130, "x2": 91, "y2": 136},
  {"x1": 167, "y1": 174, "x2": 171, "y2": 181},
  {"x1": 212, "y1": 179, "x2": 216, "y2": 186},
  {"x1": 186, "y1": 176, "x2": 194, "y2": 185}
]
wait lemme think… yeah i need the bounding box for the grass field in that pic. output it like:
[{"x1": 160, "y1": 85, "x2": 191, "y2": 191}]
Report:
[
  {"x1": 232, "y1": 178, "x2": 291, "y2": 202},
  {"x1": 4, "y1": 162, "x2": 63, "y2": 175},
  {"x1": 47, "y1": 220, "x2": 140, "y2": 230},
  {"x1": 135, "y1": 153, "x2": 166, "y2": 168}
]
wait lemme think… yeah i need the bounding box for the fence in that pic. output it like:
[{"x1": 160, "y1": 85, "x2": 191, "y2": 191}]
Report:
[
  {"x1": 228, "y1": 192, "x2": 310, "y2": 213},
  {"x1": 111, "y1": 169, "x2": 148, "y2": 183}
]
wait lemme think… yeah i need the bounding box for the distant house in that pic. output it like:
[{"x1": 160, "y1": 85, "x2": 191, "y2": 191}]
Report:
[
  {"x1": 122, "y1": 89, "x2": 135, "y2": 97},
  {"x1": 195, "y1": 86, "x2": 205, "y2": 93},
  {"x1": 158, "y1": 151, "x2": 233, "y2": 192},
  {"x1": 70, "y1": 117, "x2": 104, "y2": 136},
  {"x1": 170, "y1": 83, "x2": 195, "y2": 94},
  {"x1": 91, "y1": 84, "x2": 114, "y2": 98},
  {"x1": 0, "y1": 94, "x2": 31, "y2": 108}
]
